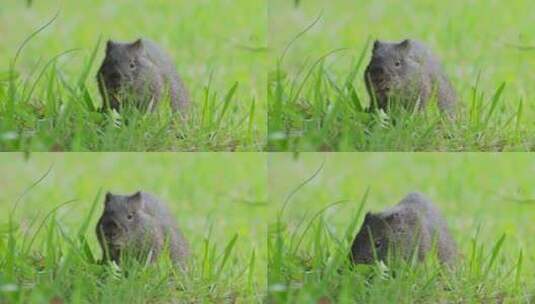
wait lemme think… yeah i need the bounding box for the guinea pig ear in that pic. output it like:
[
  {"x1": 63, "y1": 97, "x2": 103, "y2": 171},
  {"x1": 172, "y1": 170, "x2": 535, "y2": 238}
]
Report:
[
  {"x1": 128, "y1": 191, "x2": 144, "y2": 211},
  {"x1": 129, "y1": 39, "x2": 144, "y2": 53},
  {"x1": 397, "y1": 39, "x2": 412, "y2": 53},
  {"x1": 372, "y1": 40, "x2": 381, "y2": 52},
  {"x1": 383, "y1": 212, "x2": 402, "y2": 226},
  {"x1": 105, "y1": 40, "x2": 115, "y2": 53},
  {"x1": 104, "y1": 191, "x2": 113, "y2": 206}
]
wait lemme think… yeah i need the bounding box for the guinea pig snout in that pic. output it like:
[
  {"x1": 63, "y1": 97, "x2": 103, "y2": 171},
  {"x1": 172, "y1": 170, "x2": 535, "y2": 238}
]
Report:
[
  {"x1": 368, "y1": 65, "x2": 392, "y2": 92},
  {"x1": 102, "y1": 220, "x2": 122, "y2": 240},
  {"x1": 369, "y1": 65, "x2": 386, "y2": 77},
  {"x1": 109, "y1": 71, "x2": 122, "y2": 80},
  {"x1": 106, "y1": 71, "x2": 123, "y2": 87}
]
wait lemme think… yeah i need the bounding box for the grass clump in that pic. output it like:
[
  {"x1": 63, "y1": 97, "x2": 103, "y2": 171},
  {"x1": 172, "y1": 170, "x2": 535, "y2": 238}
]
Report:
[
  {"x1": 268, "y1": 191, "x2": 530, "y2": 303},
  {"x1": 0, "y1": 154, "x2": 267, "y2": 303},
  {"x1": 0, "y1": 40, "x2": 258, "y2": 151},
  {"x1": 268, "y1": 43, "x2": 531, "y2": 151},
  {"x1": 0, "y1": 0, "x2": 266, "y2": 151},
  {"x1": 0, "y1": 193, "x2": 261, "y2": 303},
  {"x1": 268, "y1": 0, "x2": 535, "y2": 151},
  {"x1": 267, "y1": 155, "x2": 535, "y2": 303}
]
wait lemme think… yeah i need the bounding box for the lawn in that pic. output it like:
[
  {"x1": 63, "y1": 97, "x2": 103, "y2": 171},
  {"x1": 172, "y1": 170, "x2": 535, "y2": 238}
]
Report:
[
  {"x1": 268, "y1": 153, "x2": 535, "y2": 302},
  {"x1": 0, "y1": 153, "x2": 268, "y2": 303},
  {"x1": 0, "y1": 0, "x2": 267, "y2": 151},
  {"x1": 268, "y1": 0, "x2": 535, "y2": 151}
]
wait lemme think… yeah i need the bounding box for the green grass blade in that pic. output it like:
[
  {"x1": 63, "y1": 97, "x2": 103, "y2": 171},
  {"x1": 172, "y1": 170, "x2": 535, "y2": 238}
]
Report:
[
  {"x1": 482, "y1": 82, "x2": 506, "y2": 128},
  {"x1": 77, "y1": 36, "x2": 102, "y2": 90},
  {"x1": 215, "y1": 81, "x2": 238, "y2": 128},
  {"x1": 215, "y1": 234, "x2": 239, "y2": 280}
]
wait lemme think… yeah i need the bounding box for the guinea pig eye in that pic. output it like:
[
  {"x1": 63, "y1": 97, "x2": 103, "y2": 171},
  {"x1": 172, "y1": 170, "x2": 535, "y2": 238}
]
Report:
[
  {"x1": 374, "y1": 239, "x2": 383, "y2": 248},
  {"x1": 129, "y1": 61, "x2": 136, "y2": 70},
  {"x1": 394, "y1": 60, "x2": 401, "y2": 67},
  {"x1": 127, "y1": 213, "x2": 134, "y2": 221}
]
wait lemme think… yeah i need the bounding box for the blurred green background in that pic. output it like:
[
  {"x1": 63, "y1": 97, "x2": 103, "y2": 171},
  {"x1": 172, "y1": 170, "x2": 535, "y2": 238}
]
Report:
[
  {"x1": 0, "y1": 0, "x2": 267, "y2": 150},
  {"x1": 269, "y1": 0, "x2": 535, "y2": 128},
  {"x1": 0, "y1": 152, "x2": 268, "y2": 286},
  {"x1": 269, "y1": 152, "x2": 535, "y2": 283},
  {"x1": 0, "y1": 0, "x2": 266, "y2": 106}
]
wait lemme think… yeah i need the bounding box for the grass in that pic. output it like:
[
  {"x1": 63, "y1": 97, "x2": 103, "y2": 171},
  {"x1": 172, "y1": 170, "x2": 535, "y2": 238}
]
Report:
[
  {"x1": 267, "y1": 0, "x2": 535, "y2": 151},
  {"x1": 0, "y1": 153, "x2": 268, "y2": 303},
  {"x1": 0, "y1": 0, "x2": 267, "y2": 151},
  {"x1": 268, "y1": 153, "x2": 535, "y2": 302}
]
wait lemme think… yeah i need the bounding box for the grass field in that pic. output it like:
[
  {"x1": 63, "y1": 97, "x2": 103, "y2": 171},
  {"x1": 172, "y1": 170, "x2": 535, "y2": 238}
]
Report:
[
  {"x1": 268, "y1": 153, "x2": 535, "y2": 302},
  {"x1": 268, "y1": 0, "x2": 535, "y2": 151},
  {"x1": 0, "y1": 153, "x2": 268, "y2": 303},
  {"x1": 0, "y1": 0, "x2": 266, "y2": 151}
]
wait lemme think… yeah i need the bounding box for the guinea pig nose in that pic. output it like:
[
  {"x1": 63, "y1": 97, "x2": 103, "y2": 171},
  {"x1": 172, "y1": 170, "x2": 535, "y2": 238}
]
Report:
[
  {"x1": 110, "y1": 72, "x2": 121, "y2": 80},
  {"x1": 371, "y1": 65, "x2": 385, "y2": 75},
  {"x1": 103, "y1": 221, "x2": 119, "y2": 237}
]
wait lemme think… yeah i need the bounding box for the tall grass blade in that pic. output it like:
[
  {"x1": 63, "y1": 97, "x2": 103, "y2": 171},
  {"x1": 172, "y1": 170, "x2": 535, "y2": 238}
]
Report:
[
  {"x1": 215, "y1": 234, "x2": 239, "y2": 280},
  {"x1": 279, "y1": 158, "x2": 325, "y2": 218},
  {"x1": 482, "y1": 233, "x2": 505, "y2": 280},
  {"x1": 482, "y1": 82, "x2": 506, "y2": 128},
  {"x1": 215, "y1": 82, "x2": 238, "y2": 128}
]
